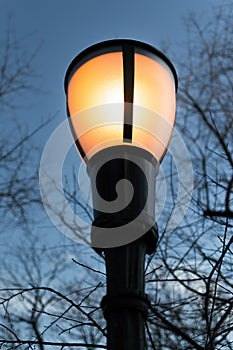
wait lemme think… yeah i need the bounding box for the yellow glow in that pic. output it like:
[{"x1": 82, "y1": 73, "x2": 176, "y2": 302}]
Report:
[
  {"x1": 68, "y1": 52, "x2": 124, "y2": 115},
  {"x1": 70, "y1": 104, "x2": 124, "y2": 159},
  {"x1": 67, "y1": 50, "x2": 176, "y2": 162},
  {"x1": 68, "y1": 53, "x2": 124, "y2": 159},
  {"x1": 133, "y1": 53, "x2": 176, "y2": 160},
  {"x1": 134, "y1": 54, "x2": 176, "y2": 119}
]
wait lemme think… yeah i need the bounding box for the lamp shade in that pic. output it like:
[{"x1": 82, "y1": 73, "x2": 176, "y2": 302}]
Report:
[{"x1": 64, "y1": 39, "x2": 178, "y2": 163}]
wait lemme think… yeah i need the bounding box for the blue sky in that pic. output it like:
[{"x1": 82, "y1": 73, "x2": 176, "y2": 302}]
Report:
[{"x1": 0, "y1": 0, "x2": 219, "y2": 140}]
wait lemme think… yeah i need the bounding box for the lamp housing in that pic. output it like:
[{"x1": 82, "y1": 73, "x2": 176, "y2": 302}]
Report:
[{"x1": 64, "y1": 39, "x2": 178, "y2": 163}]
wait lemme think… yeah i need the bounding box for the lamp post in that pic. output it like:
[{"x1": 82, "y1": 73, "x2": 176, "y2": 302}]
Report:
[{"x1": 64, "y1": 39, "x2": 177, "y2": 350}]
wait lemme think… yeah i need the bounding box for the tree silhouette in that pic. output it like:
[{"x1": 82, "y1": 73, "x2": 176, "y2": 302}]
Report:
[{"x1": 0, "y1": 4, "x2": 232, "y2": 349}]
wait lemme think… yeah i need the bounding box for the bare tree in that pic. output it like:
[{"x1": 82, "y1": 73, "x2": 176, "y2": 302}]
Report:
[
  {"x1": 0, "y1": 23, "x2": 53, "y2": 230},
  {"x1": 0, "y1": 3, "x2": 233, "y2": 350},
  {"x1": 145, "y1": 4, "x2": 233, "y2": 349},
  {"x1": 0, "y1": 232, "x2": 106, "y2": 349}
]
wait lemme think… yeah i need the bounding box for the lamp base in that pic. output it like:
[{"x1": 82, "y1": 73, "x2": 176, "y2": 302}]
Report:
[{"x1": 88, "y1": 145, "x2": 159, "y2": 249}]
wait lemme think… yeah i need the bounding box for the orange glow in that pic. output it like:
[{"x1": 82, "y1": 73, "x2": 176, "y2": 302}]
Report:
[
  {"x1": 70, "y1": 104, "x2": 124, "y2": 159},
  {"x1": 133, "y1": 53, "x2": 176, "y2": 160},
  {"x1": 134, "y1": 54, "x2": 176, "y2": 120},
  {"x1": 67, "y1": 50, "x2": 176, "y2": 162},
  {"x1": 68, "y1": 52, "x2": 123, "y2": 115},
  {"x1": 68, "y1": 52, "x2": 124, "y2": 159}
]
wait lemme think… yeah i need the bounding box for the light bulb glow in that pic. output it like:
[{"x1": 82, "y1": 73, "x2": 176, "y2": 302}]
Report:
[{"x1": 65, "y1": 41, "x2": 177, "y2": 163}]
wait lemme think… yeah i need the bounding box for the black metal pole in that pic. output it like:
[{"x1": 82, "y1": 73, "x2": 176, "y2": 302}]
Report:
[
  {"x1": 89, "y1": 146, "x2": 158, "y2": 350},
  {"x1": 102, "y1": 231, "x2": 157, "y2": 350}
]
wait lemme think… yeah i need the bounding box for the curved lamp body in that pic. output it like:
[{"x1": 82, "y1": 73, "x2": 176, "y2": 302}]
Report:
[{"x1": 64, "y1": 39, "x2": 177, "y2": 163}]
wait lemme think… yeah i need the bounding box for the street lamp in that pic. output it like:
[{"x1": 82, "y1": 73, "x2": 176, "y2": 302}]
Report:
[{"x1": 64, "y1": 39, "x2": 177, "y2": 350}]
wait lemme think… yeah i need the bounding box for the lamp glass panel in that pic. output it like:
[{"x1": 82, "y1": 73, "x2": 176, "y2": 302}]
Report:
[
  {"x1": 133, "y1": 53, "x2": 176, "y2": 161},
  {"x1": 67, "y1": 52, "x2": 124, "y2": 159},
  {"x1": 67, "y1": 48, "x2": 176, "y2": 162}
]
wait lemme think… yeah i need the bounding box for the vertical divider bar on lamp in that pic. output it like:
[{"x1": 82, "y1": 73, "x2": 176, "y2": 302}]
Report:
[{"x1": 123, "y1": 44, "x2": 134, "y2": 143}]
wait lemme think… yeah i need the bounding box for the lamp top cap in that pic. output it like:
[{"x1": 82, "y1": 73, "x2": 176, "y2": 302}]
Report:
[{"x1": 64, "y1": 39, "x2": 178, "y2": 93}]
